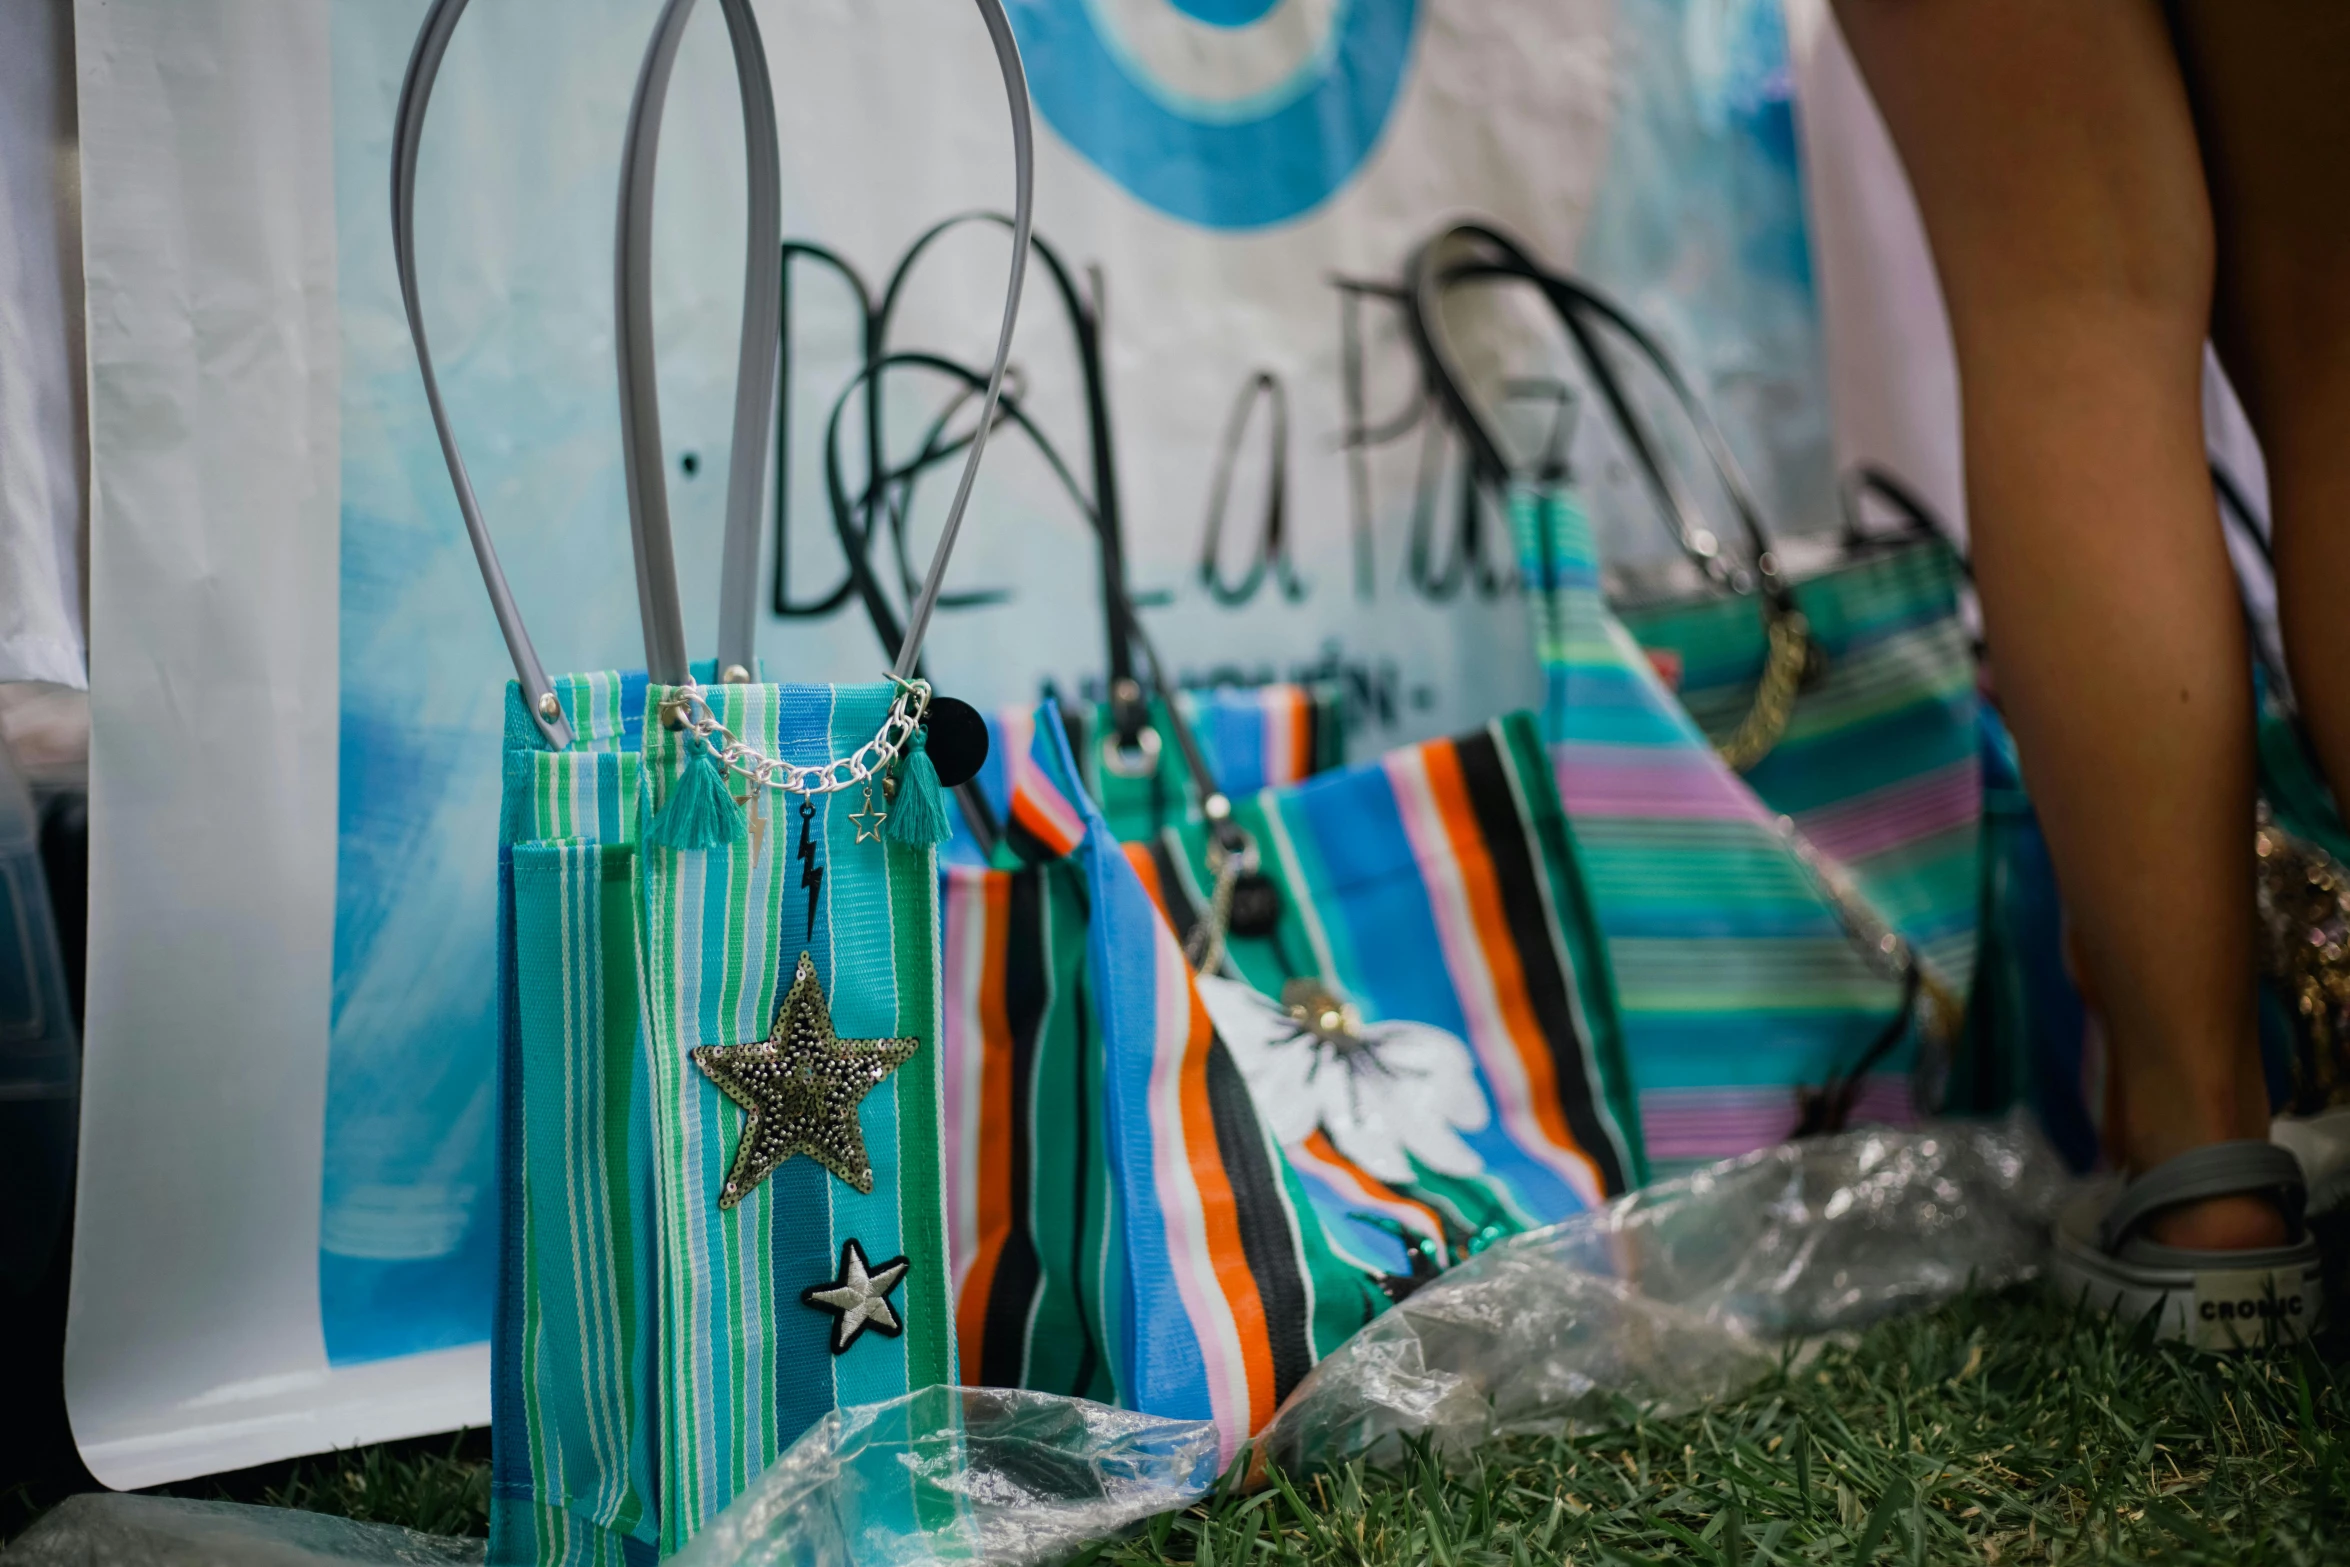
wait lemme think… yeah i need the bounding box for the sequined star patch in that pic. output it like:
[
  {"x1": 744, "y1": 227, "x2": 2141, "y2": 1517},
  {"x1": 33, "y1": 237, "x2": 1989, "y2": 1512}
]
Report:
[{"x1": 690, "y1": 952, "x2": 918, "y2": 1207}]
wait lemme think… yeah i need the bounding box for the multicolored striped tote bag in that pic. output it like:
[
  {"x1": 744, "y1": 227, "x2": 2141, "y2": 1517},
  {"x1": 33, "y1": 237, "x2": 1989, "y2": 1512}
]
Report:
[
  {"x1": 941, "y1": 706, "x2": 1402, "y2": 1460},
  {"x1": 1135, "y1": 710, "x2": 1646, "y2": 1256},
  {"x1": 397, "y1": 0, "x2": 1037, "y2": 1553},
  {"x1": 1042, "y1": 709, "x2": 1402, "y2": 1458},
  {"x1": 493, "y1": 673, "x2": 659, "y2": 1567},
  {"x1": 1398, "y1": 225, "x2": 1958, "y2": 1172},
  {"x1": 1611, "y1": 533, "x2": 1981, "y2": 1003},
  {"x1": 1080, "y1": 684, "x2": 1345, "y2": 845},
  {"x1": 939, "y1": 849, "x2": 1120, "y2": 1403},
  {"x1": 1518, "y1": 486, "x2": 1924, "y2": 1173}
]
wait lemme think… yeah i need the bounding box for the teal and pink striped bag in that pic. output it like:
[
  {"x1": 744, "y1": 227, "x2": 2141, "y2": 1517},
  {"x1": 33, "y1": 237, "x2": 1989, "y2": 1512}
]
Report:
[
  {"x1": 1406, "y1": 226, "x2": 1973, "y2": 1171},
  {"x1": 398, "y1": 0, "x2": 1036, "y2": 1555},
  {"x1": 1521, "y1": 486, "x2": 1943, "y2": 1170}
]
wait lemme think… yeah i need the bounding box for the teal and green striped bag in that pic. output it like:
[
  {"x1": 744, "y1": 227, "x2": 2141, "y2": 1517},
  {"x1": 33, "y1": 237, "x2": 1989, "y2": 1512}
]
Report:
[
  {"x1": 634, "y1": 678, "x2": 961, "y2": 1548},
  {"x1": 398, "y1": 0, "x2": 1037, "y2": 1554},
  {"x1": 493, "y1": 672, "x2": 658, "y2": 1567}
]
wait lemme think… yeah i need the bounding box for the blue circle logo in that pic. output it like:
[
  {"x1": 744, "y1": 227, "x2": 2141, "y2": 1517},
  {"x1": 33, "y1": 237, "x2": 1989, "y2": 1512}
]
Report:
[{"x1": 1006, "y1": 0, "x2": 1420, "y2": 230}]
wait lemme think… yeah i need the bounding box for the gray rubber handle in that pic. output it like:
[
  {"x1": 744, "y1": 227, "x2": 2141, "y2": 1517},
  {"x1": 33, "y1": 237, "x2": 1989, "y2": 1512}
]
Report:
[
  {"x1": 391, "y1": 0, "x2": 570, "y2": 747},
  {"x1": 614, "y1": 0, "x2": 782, "y2": 685},
  {"x1": 397, "y1": 0, "x2": 1033, "y2": 734},
  {"x1": 617, "y1": 0, "x2": 1035, "y2": 686}
]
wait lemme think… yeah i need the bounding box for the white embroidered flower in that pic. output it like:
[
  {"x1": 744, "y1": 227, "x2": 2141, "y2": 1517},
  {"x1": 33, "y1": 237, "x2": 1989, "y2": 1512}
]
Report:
[{"x1": 1195, "y1": 974, "x2": 1491, "y2": 1186}]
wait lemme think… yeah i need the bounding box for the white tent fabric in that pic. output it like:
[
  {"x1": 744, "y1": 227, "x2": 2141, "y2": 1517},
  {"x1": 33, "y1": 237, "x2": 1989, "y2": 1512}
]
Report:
[{"x1": 66, "y1": 0, "x2": 388, "y2": 1492}]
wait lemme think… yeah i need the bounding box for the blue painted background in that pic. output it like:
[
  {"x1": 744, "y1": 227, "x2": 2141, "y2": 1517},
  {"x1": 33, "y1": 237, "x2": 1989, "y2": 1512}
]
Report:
[{"x1": 1004, "y1": 0, "x2": 1420, "y2": 230}]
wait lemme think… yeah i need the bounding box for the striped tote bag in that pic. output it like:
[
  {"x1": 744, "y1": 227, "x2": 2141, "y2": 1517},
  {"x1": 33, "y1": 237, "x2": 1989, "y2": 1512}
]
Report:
[
  {"x1": 941, "y1": 706, "x2": 1401, "y2": 1459},
  {"x1": 493, "y1": 672, "x2": 659, "y2": 1567},
  {"x1": 939, "y1": 849, "x2": 1119, "y2": 1403},
  {"x1": 952, "y1": 686, "x2": 1342, "y2": 863},
  {"x1": 1609, "y1": 481, "x2": 1982, "y2": 1005},
  {"x1": 634, "y1": 679, "x2": 961, "y2": 1550},
  {"x1": 398, "y1": 0, "x2": 1037, "y2": 1550},
  {"x1": 1135, "y1": 711, "x2": 1646, "y2": 1256},
  {"x1": 1402, "y1": 226, "x2": 1966, "y2": 1171},
  {"x1": 1519, "y1": 486, "x2": 1925, "y2": 1174},
  {"x1": 1080, "y1": 684, "x2": 1346, "y2": 846}
]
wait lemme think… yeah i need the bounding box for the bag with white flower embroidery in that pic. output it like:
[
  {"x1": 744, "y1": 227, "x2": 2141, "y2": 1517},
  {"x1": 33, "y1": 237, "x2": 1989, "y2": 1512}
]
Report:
[
  {"x1": 1139, "y1": 709, "x2": 1648, "y2": 1259},
  {"x1": 397, "y1": 0, "x2": 1034, "y2": 1555}
]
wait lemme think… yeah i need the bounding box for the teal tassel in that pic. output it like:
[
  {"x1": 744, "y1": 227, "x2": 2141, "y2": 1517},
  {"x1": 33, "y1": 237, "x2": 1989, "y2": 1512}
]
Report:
[
  {"x1": 882, "y1": 727, "x2": 953, "y2": 848},
  {"x1": 647, "y1": 744, "x2": 746, "y2": 851}
]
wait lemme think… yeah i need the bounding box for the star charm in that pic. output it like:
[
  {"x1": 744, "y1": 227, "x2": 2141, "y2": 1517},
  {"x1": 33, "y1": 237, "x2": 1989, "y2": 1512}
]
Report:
[
  {"x1": 801, "y1": 1239, "x2": 910, "y2": 1355},
  {"x1": 849, "y1": 788, "x2": 887, "y2": 844},
  {"x1": 690, "y1": 952, "x2": 919, "y2": 1206}
]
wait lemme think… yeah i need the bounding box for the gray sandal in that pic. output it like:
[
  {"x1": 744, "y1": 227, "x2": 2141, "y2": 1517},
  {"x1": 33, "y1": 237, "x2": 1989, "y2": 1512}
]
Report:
[{"x1": 2050, "y1": 1140, "x2": 2323, "y2": 1348}]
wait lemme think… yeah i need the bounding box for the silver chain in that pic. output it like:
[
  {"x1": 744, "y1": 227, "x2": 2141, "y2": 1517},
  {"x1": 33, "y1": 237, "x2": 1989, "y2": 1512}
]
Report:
[{"x1": 661, "y1": 677, "x2": 930, "y2": 798}]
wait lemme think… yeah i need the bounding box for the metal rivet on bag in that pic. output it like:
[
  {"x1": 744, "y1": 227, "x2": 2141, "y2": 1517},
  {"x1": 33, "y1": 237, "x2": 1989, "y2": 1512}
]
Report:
[
  {"x1": 536, "y1": 692, "x2": 561, "y2": 722},
  {"x1": 721, "y1": 664, "x2": 752, "y2": 684},
  {"x1": 660, "y1": 698, "x2": 689, "y2": 731}
]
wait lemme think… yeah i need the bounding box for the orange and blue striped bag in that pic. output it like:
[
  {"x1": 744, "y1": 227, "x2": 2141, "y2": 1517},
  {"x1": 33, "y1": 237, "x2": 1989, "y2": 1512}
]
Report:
[
  {"x1": 1138, "y1": 711, "x2": 1646, "y2": 1256},
  {"x1": 942, "y1": 706, "x2": 1407, "y2": 1460}
]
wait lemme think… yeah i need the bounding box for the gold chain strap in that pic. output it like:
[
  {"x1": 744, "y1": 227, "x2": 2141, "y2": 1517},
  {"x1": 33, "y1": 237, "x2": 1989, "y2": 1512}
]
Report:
[{"x1": 1715, "y1": 605, "x2": 1816, "y2": 774}]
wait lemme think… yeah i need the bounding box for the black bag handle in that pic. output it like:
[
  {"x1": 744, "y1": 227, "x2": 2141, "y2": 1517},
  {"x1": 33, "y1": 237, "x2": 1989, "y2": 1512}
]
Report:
[
  {"x1": 873, "y1": 216, "x2": 1138, "y2": 692},
  {"x1": 821, "y1": 351, "x2": 1241, "y2": 857},
  {"x1": 1405, "y1": 221, "x2": 1791, "y2": 606},
  {"x1": 1837, "y1": 464, "x2": 1947, "y2": 554}
]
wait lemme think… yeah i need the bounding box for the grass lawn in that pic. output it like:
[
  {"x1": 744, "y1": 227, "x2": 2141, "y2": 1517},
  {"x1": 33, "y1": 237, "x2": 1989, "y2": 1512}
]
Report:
[{"x1": 26, "y1": 1285, "x2": 2343, "y2": 1565}]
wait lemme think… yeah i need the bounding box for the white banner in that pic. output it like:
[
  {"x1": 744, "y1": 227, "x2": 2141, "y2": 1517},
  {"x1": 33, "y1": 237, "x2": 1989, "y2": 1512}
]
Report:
[{"x1": 71, "y1": 0, "x2": 1829, "y2": 1483}]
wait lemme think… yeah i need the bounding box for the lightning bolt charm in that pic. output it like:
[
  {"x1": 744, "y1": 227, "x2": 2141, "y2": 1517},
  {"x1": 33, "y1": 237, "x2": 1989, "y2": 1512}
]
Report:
[{"x1": 797, "y1": 797, "x2": 824, "y2": 946}]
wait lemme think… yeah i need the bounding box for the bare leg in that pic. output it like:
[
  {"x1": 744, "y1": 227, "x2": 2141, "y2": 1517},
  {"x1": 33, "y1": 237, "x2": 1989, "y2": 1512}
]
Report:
[
  {"x1": 1833, "y1": 0, "x2": 2280, "y2": 1247},
  {"x1": 2176, "y1": 6, "x2": 2350, "y2": 832}
]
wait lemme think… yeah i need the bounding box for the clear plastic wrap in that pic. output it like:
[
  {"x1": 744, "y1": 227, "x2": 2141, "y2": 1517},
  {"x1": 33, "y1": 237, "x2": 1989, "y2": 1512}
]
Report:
[
  {"x1": 0, "y1": 1495, "x2": 483, "y2": 1566},
  {"x1": 1259, "y1": 1115, "x2": 2073, "y2": 1472},
  {"x1": 8, "y1": 1121, "x2": 2065, "y2": 1567},
  {"x1": 670, "y1": 1386, "x2": 1221, "y2": 1567}
]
